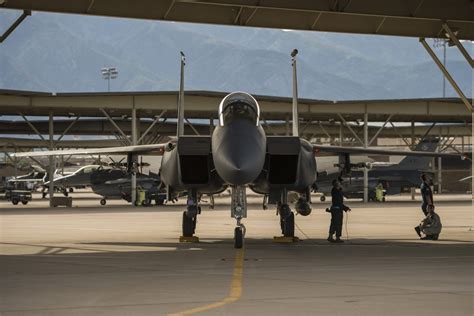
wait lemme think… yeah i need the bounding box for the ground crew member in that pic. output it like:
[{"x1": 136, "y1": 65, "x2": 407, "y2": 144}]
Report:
[
  {"x1": 327, "y1": 180, "x2": 351, "y2": 243},
  {"x1": 420, "y1": 174, "x2": 434, "y2": 215},
  {"x1": 375, "y1": 182, "x2": 384, "y2": 202},
  {"x1": 415, "y1": 205, "x2": 442, "y2": 240}
]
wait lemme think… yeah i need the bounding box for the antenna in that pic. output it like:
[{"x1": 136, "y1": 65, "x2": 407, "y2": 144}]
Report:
[
  {"x1": 291, "y1": 49, "x2": 299, "y2": 137},
  {"x1": 177, "y1": 51, "x2": 186, "y2": 137}
]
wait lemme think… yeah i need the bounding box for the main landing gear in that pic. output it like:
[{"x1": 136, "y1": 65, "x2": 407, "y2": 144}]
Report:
[
  {"x1": 181, "y1": 190, "x2": 200, "y2": 240},
  {"x1": 278, "y1": 202, "x2": 295, "y2": 237},
  {"x1": 231, "y1": 186, "x2": 247, "y2": 249}
]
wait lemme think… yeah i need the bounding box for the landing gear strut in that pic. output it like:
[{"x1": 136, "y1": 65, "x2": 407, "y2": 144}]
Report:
[
  {"x1": 277, "y1": 188, "x2": 295, "y2": 238},
  {"x1": 182, "y1": 190, "x2": 199, "y2": 238},
  {"x1": 231, "y1": 186, "x2": 247, "y2": 249},
  {"x1": 278, "y1": 203, "x2": 295, "y2": 237}
]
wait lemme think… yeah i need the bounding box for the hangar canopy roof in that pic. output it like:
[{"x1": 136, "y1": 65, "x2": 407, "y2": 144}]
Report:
[
  {"x1": 0, "y1": 89, "x2": 471, "y2": 123},
  {"x1": 2, "y1": 0, "x2": 474, "y2": 40}
]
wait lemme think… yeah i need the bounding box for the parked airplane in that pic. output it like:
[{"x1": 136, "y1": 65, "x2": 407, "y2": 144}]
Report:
[
  {"x1": 316, "y1": 139, "x2": 440, "y2": 201},
  {"x1": 12, "y1": 52, "x2": 462, "y2": 248},
  {"x1": 92, "y1": 170, "x2": 166, "y2": 206}
]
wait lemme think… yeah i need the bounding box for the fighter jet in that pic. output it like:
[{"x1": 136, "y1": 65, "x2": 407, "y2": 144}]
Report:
[
  {"x1": 91, "y1": 171, "x2": 166, "y2": 206},
  {"x1": 316, "y1": 139, "x2": 440, "y2": 201},
  {"x1": 12, "y1": 51, "x2": 463, "y2": 248},
  {"x1": 43, "y1": 164, "x2": 104, "y2": 196}
]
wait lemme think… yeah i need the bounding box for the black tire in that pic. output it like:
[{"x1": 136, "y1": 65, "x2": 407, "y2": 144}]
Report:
[
  {"x1": 234, "y1": 227, "x2": 243, "y2": 249},
  {"x1": 320, "y1": 195, "x2": 326, "y2": 202},
  {"x1": 21, "y1": 200, "x2": 28, "y2": 205},
  {"x1": 155, "y1": 198, "x2": 164, "y2": 206},
  {"x1": 100, "y1": 199, "x2": 107, "y2": 206},
  {"x1": 69, "y1": 188, "x2": 74, "y2": 193},
  {"x1": 182, "y1": 211, "x2": 195, "y2": 237},
  {"x1": 12, "y1": 199, "x2": 19, "y2": 205},
  {"x1": 63, "y1": 191, "x2": 68, "y2": 197},
  {"x1": 283, "y1": 212, "x2": 295, "y2": 237}
]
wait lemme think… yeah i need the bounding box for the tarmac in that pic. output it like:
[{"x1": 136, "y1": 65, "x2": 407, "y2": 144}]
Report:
[{"x1": 0, "y1": 193, "x2": 472, "y2": 315}]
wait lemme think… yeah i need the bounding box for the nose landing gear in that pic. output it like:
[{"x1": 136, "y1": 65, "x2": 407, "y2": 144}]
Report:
[{"x1": 232, "y1": 186, "x2": 247, "y2": 249}]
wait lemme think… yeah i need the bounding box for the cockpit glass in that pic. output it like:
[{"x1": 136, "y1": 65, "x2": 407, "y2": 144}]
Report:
[
  {"x1": 218, "y1": 92, "x2": 260, "y2": 126},
  {"x1": 221, "y1": 102, "x2": 258, "y2": 125}
]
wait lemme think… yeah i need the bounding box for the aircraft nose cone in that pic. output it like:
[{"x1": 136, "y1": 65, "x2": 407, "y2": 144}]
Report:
[{"x1": 212, "y1": 120, "x2": 266, "y2": 185}]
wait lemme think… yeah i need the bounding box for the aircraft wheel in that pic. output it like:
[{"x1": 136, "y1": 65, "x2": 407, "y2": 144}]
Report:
[
  {"x1": 182, "y1": 211, "x2": 195, "y2": 237},
  {"x1": 69, "y1": 188, "x2": 74, "y2": 193},
  {"x1": 100, "y1": 198, "x2": 107, "y2": 206},
  {"x1": 320, "y1": 195, "x2": 326, "y2": 202},
  {"x1": 234, "y1": 226, "x2": 244, "y2": 249},
  {"x1": 21, "y1": 200, "x2": 28, "y2": 205},
  {"x1": 155, "y1": 198, "x2": 164, "y2": 206},
  {"x1": 282, "y1": 212, "x2": 295, "y2": 237},
  {"x1": 63, "y1": 190, "x2": 68, "y2": 197},
  {"x1": 12, "y1": 199, "x2": 19, "y2": 205},
  {"x1": 382, "y1": 197, "x2": 386, "y2": 202}
]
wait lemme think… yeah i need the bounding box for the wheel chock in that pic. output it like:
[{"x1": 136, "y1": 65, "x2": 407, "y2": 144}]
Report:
[
  {"x1": 179, "y1": 236, "x2": 200, "y2": 243},
  {"x1": 273, "y1": 236, "x2": 300, "y2": 243}
]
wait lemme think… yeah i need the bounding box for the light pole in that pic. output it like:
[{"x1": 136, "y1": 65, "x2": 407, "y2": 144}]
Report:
[{"x1": 101, "y1": 67, "x2": 118, "y2": 92}]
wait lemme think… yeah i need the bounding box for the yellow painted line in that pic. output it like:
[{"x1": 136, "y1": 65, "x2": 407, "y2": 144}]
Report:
[{"x1": 168, "y1": 248, "x2": 245, "y2": 316}]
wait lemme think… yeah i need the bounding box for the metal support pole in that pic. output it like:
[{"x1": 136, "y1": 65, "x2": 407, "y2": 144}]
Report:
[
  {"x1": 48, "y1": 112, "x2": 55, "y2": 207},
  {"x1": 339, "y1": 123, "x2": 343, "y2": 146},
  {"x1": 438, "y1": 130, "x2": 442, "y2": 194},
  {"x1": 209, "y1": 117, "x2": 214, "y2": 135},
  {"x1": 419, "y1": 38, "x2": 472, "y2": 112},
  {"x1": 363, "y1": 111, "x2": 369, "y2": 203},
  {"x1": 411, "y1": 120, "x2": 416, "y2": 200},
  {"x1": 131, "y1": 106, "x2": 137, "y2": 206},
  {"x1": 285, "y1": 115, "x2": 290, "y2": 136}
]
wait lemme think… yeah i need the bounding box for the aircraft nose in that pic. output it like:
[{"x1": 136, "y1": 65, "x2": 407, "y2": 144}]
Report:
[{"x1": 212, "y1": 120, "x2": 266, "y2": 185}]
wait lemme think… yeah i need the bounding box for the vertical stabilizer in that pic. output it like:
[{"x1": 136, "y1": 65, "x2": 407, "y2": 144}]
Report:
[
  {"x1": 177, "y1": 51, "x2": 185, "y2": 137},
  {"x1": 291, "y1": 49, "x2": 299, "y2": 137}
]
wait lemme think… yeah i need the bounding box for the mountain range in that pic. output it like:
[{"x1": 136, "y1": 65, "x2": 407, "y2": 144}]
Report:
[{"x1": 0, "y1": 10, "x2": 472, "y2": 100}]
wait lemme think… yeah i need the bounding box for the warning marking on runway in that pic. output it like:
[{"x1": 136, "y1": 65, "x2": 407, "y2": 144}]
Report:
[{"x1": 168, "y1": 248, "x2": 245, "y2": 316}]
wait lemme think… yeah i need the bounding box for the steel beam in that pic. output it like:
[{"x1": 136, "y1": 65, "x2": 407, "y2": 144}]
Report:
[
  {"x1": 56, "y1": 116, "x2": 81, "y2": 142},
  {"x1": 100, "y1": 108, "x2": 132, "y2": 144},
  {"x1": 0, "y1": 10, "x2": 31, "y2": 43},
  {"x1": 137, "y1": 110, "x2": 167, "y2": 144},
  {"x1": 442, "y1": 23, "x2": 474, "y2": 68},
  {"x1": 185, "y1": 118, "x2": 201, "y2": 136},
  {"x1": 368, "y1": 114, "x2": 393, "y2": 146},
  {"x1": 337, "y1": 113, "x2": 364, "y2": 146},
  {"x1": 420, "y1": 38, "x2": 472, "y2": 112}
]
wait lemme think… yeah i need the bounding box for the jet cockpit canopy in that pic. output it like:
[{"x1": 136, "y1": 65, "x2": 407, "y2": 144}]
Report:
[{"x1": 218, "y1": 92, "x2": 260, "y2": 127}]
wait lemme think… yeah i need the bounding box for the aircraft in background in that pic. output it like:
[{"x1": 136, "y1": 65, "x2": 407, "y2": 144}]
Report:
[
  {"x1": 92, "y1": 171, "x2": 166, "y2": 206},
  {"x1": 316, "y1": 139, "x2": 440, "y2": 201},
  {"x1": 12, "y1": 52, "x2": 463, "y2": 248}
]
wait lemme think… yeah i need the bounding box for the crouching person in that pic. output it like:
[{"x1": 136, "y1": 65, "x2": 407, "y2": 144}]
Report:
[
  {"x1": 327, "y1": 180, "x2": 351, "y2": 243},
  {"x1": 415, "y1": 205, "x2": 442, "y2": 240}
]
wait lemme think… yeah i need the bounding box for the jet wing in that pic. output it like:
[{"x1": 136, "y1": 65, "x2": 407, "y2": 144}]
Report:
[
  {"x1": 11, "y1": 143, "x2": 171, "y2": 158},
  {"x1": 312, "y1": 145, "x2": 463, "y2": 158}
]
